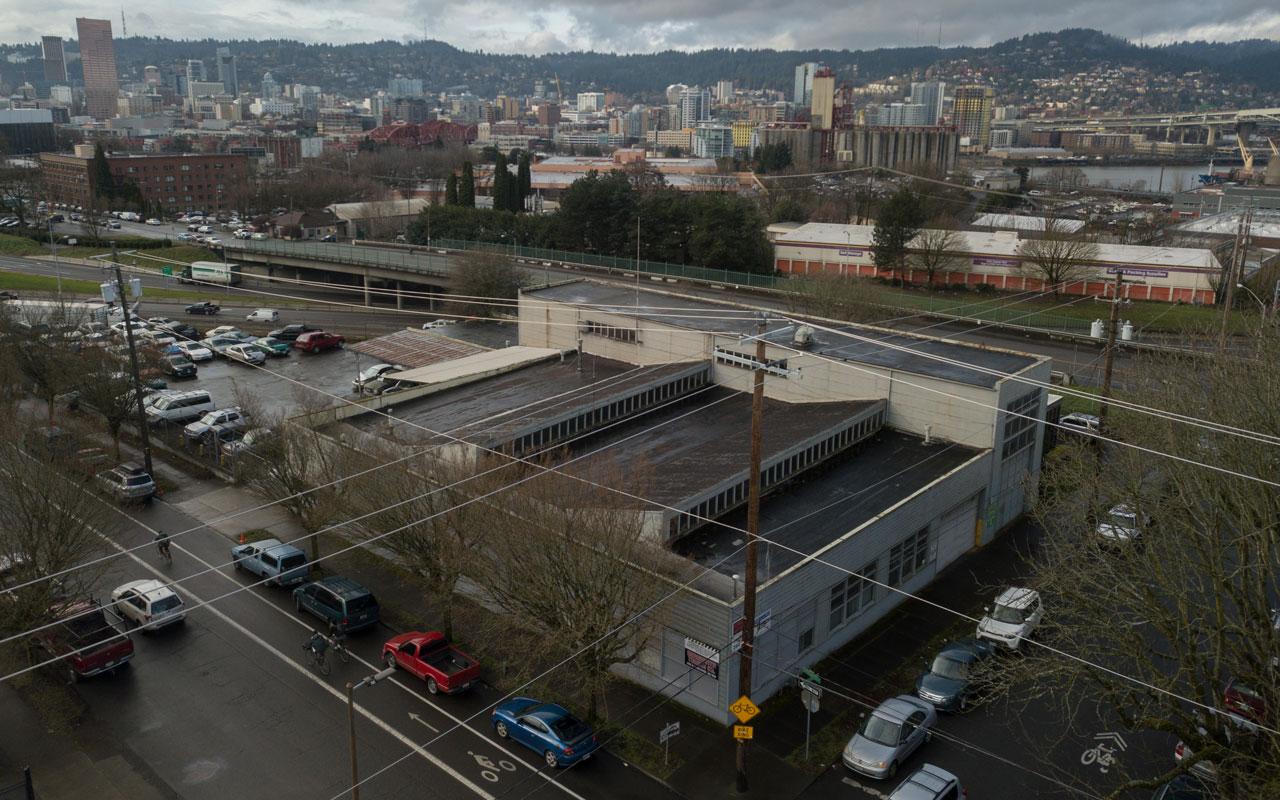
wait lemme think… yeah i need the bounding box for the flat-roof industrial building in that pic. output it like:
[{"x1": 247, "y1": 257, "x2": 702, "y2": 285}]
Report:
[{"x1": 321, "y1": 281, "x2": 1051, "y2": 722}]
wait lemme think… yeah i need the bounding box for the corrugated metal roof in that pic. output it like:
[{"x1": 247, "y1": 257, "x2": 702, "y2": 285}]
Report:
[
  {"x1": 390, "y1": 346, "x2": 560, "y2": 385},
  {"x1": 349, "y1": 328, "x2": 488, "y2": 369}
]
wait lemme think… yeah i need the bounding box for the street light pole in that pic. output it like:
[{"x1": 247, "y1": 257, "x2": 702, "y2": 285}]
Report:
[
  {"x1": 346, "y1": 666, "x2": 394, "y2": 800},
  {"x1": 1236, "y1": 283, "x2": 1267, "y2": 336},
  {"x1": 49, "y1": 214, "x2": 62, "y2": 298}
]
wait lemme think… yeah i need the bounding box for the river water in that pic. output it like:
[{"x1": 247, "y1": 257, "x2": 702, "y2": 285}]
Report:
[{"x1": 1029, "y1": 164, "x2": 1214, "y2": 193}]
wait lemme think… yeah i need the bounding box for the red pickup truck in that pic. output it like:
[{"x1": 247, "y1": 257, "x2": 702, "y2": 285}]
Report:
[
  {"x1": 34, "y1": 599, "x2": 134, "y2": 681},
  {"x1": 382, "y1": 631, "x2": 480, "y2": 695}
]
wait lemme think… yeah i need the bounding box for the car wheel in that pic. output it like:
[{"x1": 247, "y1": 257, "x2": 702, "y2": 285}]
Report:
[
  {"x1": 495, "y1": 721, "x2": 509, "y2": 739},
  {"x1": 887, "y1": 761, "x2": 898, "y2": 780},
  {"x1": 543, "y1": 751, "x2": 559, "y2": 769},
  {"x1": 958, "y1": 695, "x2": 969, "y2": 712},
  {"x1": 233, "y1": 558, "x2": 243, "y2": 572},
  {"x1": 384, "y1": 652, "x2": 396, "y2": 669},
  {"x1": 426, "y1": 678, "x2": 439, "y2": 695}
]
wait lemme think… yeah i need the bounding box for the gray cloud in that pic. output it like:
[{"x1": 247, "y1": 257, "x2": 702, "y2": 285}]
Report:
[{"x1": 1, "y1": 0, "x2": 1276, "y2": 52}]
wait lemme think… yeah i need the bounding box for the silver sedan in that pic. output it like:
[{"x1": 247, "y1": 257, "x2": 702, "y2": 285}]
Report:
[{"x1": 842, "y1": 695, "x2": 938, "y2": 780}]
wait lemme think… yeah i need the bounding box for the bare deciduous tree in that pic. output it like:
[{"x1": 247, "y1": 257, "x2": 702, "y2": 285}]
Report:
[
  {"x1": 979, "y1": 334, "x2": 1280, "y2": 799},
  {"x1": 910, "y1": 222, "x2": 968, "y2": 287},
  {"x1": 783, "y1": 273, "x2": 883, "y2": 324},
  {"x1": 1017, "y1": 216, "x2": 1100, "y2": 294},
  {"x1": 452, "y1": 251, "x2": 530, "y2": 319},
  {"x1": 476, "y1": 464, "x2": 672, "y2": 720}
]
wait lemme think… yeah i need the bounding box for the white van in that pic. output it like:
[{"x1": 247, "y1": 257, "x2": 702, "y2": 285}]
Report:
[
  {"x1": 144, "y1": 390, "x2": 215, "y2": 426},
  {"x1": 245, "y1": 309, "x2": 279, "y2": 323}
]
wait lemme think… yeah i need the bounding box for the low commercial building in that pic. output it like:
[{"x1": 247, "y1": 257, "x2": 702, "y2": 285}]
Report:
[
  {"x1": 774, "y1": 222, "x2": 1220, "y2": 303},
  {"x1": 529, "y1": 153, "x2": 758, "y2": 195},
  {"x1": 327, "y1": 198, "x2": 432, "y2": 239},
  {"x1": 313, "y1": 280, "x2": 1050, "y2": 722},
  {"x1": 0, "y1": 108, "x2": 55, "y2": 153},
  {"x1": 39, "y1": 145, "x2": 248, "y2": 214}
]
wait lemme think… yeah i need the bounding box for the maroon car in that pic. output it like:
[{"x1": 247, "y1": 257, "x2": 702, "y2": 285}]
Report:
[
  {"x1": 293, "y1": 331, "x2": 345, "y2": 354},
  {"x1": 382, "y1": 631, "x2": 480, "y2": 694}
]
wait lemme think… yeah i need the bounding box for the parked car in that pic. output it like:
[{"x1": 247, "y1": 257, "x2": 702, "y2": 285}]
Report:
[
  {"x1": 1151, "y1": 774, "x2": 1210, "y2": 800},
  {"x1": 231, "y1": 538, "x2": 309, "y2": 587},
  {"x1": 110, "y1": 320, "x2": 148, "y2": 339},
  {"x1": 221, "y1": 427, "x2": 270, "y2": 457},
  {"x1": 159, "y1": 353, "x2": 198, "y2": 379},
  {"x1": 177, "y1": 232, "x2": 194, "y2": 242},
  {"x1": 110, "y1": 580, "x2": 185, "y2": 631},
  {"x1": 166, "y1": 322, "x2": 200, "y2": 341},
  {"x1": 491, "y1": 698, "x2": 599, "y2": 767},
  {"x1": 1094, "y1": 503, "x2": 1150, "y2": 544},
  {"x1": 362, "y1": 375, "x2": 409, "y2": 396},
  {"x1": 96, "y1": 462, "x2": 156, "y2": 504},
  {"x1": 204, "y1": 237, "x2": 222, "y2": 247},
  {"x1": 34, "y1": 599, "x2": 134, "y2": 681},
  {"x1": 976, "y1": 587, "x2": 1043, "y2": 651},
  {"x1": 224, "y1": 343, "x2": 267, "y2": 366},
  {"x1": 888, "y1": 763, "x2": 965, "y2": 800},
  {"x1": 251, "y1": 336, "x2": 291, "y2": 357},
  {"x1": 246, "y1": 308, "x2": 279, "y2": 323},
  {"x1": 145, "y1": 389, "x2": 215, "y2": 425},
  {"x1": 205, "y1": 325, "x2": 247, "y2": 339},
  {"x1": 184, "y1": 407, "x2": 246, "y2": 443},
  {"x1": 382, "y1": 631, "x2": 480, "y2": 694},
  {"x1": 294, "y1": 331, "x2": 345, "y2": 353},
  {"x1": 203, "y1": 334, "x2": 244, "y2": 356},
  {"x1": 1059, "y1": 412, "x2": 1101, "y2": 437},
  {"x1": 353, "y1": 363, "x2": 402, "y2": 394},
  {"x1": 174, "y1": 341, "x2": 214, "y2": 361},
  {"x1": 293, "y1": 576, "x2": 380, "y2": 633},
  {"x1": 915, "y1": 639, "x2": 995, "y2": 712},
  {"x1": 1223, "y1": 677, "x2": 1266, "y2": 724},
  {"x1": 184, "y1": 301, "x2": 220, "y2": 315},
  {"x1": 250, "y1": 232, "x2": 269, "y2": 240},
  {"x1": 842, "y1": 695, "x2": 938, "y2": 780},
  {"x1": 147, "y1": 316, "x2": 177, "y2": 329},
  {"x1": 421, "y1": 319, "x2": 452, "y2": 329},
  {"x1": 196, "y1": 225, "x2": 214, "y2": 234},
  {"x1": 268, "y1": 323, "x2": 320, "y2": 342},
  {"x1": 145, "y1": 218, "x2": 162, "y2": 226}
]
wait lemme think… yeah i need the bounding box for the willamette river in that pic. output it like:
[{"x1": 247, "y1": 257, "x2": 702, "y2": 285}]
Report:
[{"x1": 1029, "y1": 164, "x2": 1214, "y2": 193}]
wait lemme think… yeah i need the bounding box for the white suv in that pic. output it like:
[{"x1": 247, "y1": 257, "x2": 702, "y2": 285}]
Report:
[
  {"x1": 976, "y1": 587, "x2": 1043, "y2": 650},
  {"x1": 184, "y1": 407, "x2": 246, "y2": 442},
  {"x1": 111, "y1": 579, "x2": 185, "y2": 630}
]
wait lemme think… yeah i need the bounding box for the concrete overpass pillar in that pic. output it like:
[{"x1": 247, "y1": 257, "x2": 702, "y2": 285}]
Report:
[
  {"x1": 396, "y1": 281, "x2": 403, "y2": 310},
  {"x1": 362, "y1": 269, "x2": 371, "y2": 307}
]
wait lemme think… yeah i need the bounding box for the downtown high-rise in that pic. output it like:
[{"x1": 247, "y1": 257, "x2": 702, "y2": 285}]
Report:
[
  {"x1": 75, "y1": 18, "x2": 119, "y2": 119},
  {"x1": 41, "y1": 36, "x2": 67, "y2": 83}
]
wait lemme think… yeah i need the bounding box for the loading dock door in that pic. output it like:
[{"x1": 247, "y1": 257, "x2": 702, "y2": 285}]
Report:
[{"x1": 935, "y1": 497, "x2": 978, "y2": 568}]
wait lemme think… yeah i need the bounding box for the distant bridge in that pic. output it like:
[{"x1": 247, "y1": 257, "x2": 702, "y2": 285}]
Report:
[{"x1": 1033, "y1": 108, "x2": 1280, "y2": 130}]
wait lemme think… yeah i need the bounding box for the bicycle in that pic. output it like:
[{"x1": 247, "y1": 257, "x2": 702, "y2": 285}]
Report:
[
  {"x1": 329, "y1": 635, "x2": 350, "y2": 664},
  {"x1": 303, "y1": 640, "x2": 330, "y2": 676},
  {"x1": 156, "y1": 540, "x2": 172, "y2": 565}
]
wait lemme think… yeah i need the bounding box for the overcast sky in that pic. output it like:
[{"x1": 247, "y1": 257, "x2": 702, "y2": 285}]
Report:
[{"x1": 3, "y1": 1, "x2": 1278, "y2": 54}]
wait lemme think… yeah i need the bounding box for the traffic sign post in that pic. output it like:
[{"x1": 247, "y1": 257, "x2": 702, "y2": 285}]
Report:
[
  {"x1": 799, "y1": 680, "x2": 823, "y2": 760},
  {"x1": 659, "y1": 722, "x2": 681, "y2": 766},
  {"x1": 733, "y1": 725, "x2": 754, "y2": 741}
]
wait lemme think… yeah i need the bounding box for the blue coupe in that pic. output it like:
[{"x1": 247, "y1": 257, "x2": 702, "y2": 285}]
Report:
[{"x1": 491, "y1": 697, "x2": 599, "y2": 767}]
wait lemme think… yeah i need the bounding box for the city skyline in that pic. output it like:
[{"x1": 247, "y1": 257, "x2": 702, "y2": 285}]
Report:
[{"x1": 1, "y1": 2, "x2": 1278, "y2": 54}]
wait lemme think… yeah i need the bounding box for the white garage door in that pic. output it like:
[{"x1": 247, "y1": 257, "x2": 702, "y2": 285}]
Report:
[{"x1": 935, "y1": 497, "x2": 978, "y2": 568}]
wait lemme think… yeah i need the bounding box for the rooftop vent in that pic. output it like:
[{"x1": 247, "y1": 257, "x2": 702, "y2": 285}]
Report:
[{"x1": 793, "y1": 325, "x2": 815, "y2": 349}]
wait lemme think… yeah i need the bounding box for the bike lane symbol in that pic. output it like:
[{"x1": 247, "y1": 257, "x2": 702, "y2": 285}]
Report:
[{"x1": 469, "y1": 751, "x2": 518, "y2": 783}]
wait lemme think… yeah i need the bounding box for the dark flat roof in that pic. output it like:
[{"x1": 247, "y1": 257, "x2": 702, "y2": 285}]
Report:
[
  {"x1": 770, "y1": 324, "x2": 1038, "y2": 389},
  {"x1": 351, "y1": 354, "x2": 635, "y2": 441},
  {"x1": 561, "y1": 392, "x2": 878, "y2": 507},
  {"x1": 672, "y1": 431, "x2": 982, "y2": 580},
  {"x1": 525, "y1": 281, "x2": 1040, "y2": 388}
]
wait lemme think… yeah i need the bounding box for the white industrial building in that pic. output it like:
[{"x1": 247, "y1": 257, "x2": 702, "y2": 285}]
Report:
[{"x1": 774, "y1": 222, "x2": 1221, "y2": 304}]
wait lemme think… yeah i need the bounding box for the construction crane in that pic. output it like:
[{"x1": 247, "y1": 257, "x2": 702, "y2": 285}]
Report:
[{"x1": 1236, "y1": 130, "x2": 1254, "y2": 177}]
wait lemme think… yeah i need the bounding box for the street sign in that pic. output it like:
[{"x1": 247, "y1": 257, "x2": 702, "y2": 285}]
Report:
[
  {"x1": 733, "y1": 725, "x2": 754, "y2": 741},
  {"x1": 730, "y1": 695, "x2": 760, "y2": 724},
  {"x1": 800, "y1": 682, "x2": 822, "y2": 714},
  {"x1": 658, "y1": 722, "x2": 681, "y2": 744}
]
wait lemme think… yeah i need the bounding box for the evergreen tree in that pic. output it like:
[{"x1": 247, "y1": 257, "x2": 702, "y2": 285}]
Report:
[
  {"x1": 445, "y1": 173, "x2": 459, "y2": 206},
  {"x1": 872, "y1": 187, "x2": 926, "y2": 284},
  {"x1": 91, "y1": 142, "x2": 114, "y2": 201},
  {"x1": 459, "y1": 162, "x2": 476, "y2": 208},
  {"x1": 492, "y1": 152, "x2": 509, "y2": 212},
  {"x1": 517, "y1": 152, "x2": 532, "y2": 211}
]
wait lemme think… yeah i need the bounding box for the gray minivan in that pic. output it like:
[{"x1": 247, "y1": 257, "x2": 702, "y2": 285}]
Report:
[
  {"x1": 145, "y1": 390, "x2": 215, "y2": 426},
  {"x1": 230, "y1": 538, "x2": 309, "y2": 587}
]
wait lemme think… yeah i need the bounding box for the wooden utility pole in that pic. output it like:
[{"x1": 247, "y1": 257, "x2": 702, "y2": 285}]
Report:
[
  {"x1": 111, "y1": 244, "x2": 154, "y2": 476},
  {"x1": 1098, "y1": 270, "x2": 1123, "y2": 428},
  {"x1": 1218, "y1": 210, "x2": 1247, "y2": 349},
  {"x1": 736, "y1": 318, "x2": 767, "y2": 794}
]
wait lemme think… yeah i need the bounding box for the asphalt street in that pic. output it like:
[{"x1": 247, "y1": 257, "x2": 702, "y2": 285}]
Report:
[{"x1": 64, "y1": 486, "x2": 680, "y2": 800}]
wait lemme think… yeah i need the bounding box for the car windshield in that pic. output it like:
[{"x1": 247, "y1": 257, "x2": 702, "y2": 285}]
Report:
[
  {"x1": 346, "y1": 594, "x2": 377, "y2": 613},
  {"x1": 151, "y1": 595, "x2": 181, "y2": 612},
  {"x1": 859, "y1": 713, "x2": 902, "y2": 747},
  {"x1": 930, "y1": 655, "x2": 969, "y2": 680},
  {"x1": 990, "y1": 603, "x2": 1026, "y2": 625},
  {"x1": 550, "y1": 715, "x2": 590, "y2": 742}
]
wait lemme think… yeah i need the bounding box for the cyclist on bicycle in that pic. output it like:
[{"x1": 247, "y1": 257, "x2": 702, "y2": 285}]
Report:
[
  {"x1": 306, "y1": 629, "x2": 329, "y2": 663},
  {"x1": 155, "y1": 531, "x2": 172, "y2": 560},
  {"x1": 327, "y1": 621, "x2": 348, "y2": 660}
]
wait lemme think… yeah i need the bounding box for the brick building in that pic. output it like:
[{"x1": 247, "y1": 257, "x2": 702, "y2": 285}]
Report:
[{"x1": 40, "y1": 145, "x2": 248, "y2": 214}]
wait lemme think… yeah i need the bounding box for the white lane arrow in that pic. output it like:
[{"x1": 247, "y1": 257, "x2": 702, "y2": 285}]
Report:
[{"x1": 409, "y1": 712, "x2": 440, "y2": 733}]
